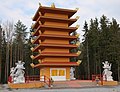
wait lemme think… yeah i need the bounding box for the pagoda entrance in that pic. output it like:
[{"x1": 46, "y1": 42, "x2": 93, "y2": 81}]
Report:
[{"x1": 50, "y1": 68, "x2": 66, "y2": 81}]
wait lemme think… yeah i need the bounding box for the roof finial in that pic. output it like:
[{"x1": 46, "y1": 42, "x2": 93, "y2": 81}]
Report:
[
  {"x1": 51, "y1": 3, "x2": 55, "y2": 8},
  {"x1": 39, "y1": 3, "x2": 42, "y2": 7},
  {"x1": 75, "y1": 8, "x2": 79, "y2": 11}
]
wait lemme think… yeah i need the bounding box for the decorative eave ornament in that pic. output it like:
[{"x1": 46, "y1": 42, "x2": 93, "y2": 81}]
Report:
[
  {"x1": 75, "y1": 33, "x2": 80, "y2": 38},
  {"x1": 39, "y1": 30, "x2": 41, "y2": 34},
  {"x1": 76, "y1": 25, "x2": 80, "y2": 29},
  {"x1": 77, "y1": 60, "x2": 82, "y2": 65},
  {"x1": 31, "y1": 39, "x2": 34, "y2": 44},
  {"x1": 30, "y1": 63, "x2": 35, "y2": 68},
  {"x1": 39, "y1": 21, "x2": 42, "y2": 25},
  {"x1": 76, "y1": 41, "x2": 80, "y2": 47},
  {"x1": 76, "y1": 51, "x2": 81, "y2": 55},
  {"x1": 39, "y1": 50, "x2": 41, "y2": 54},
  {"x1": 31, "y1": 32, "x2": 34, "y2": 36},
  {"x1": 30, "y1": 47, "x2": 34, "y2": 51},
  {"x1": 31, "y1": 24, "x2": 35, "y2": 29},
  {"x1": 38, "y1": 59, "x2": 41, "y2": 63},
  {"x1": 30, "y1": 55, "x2": 35, "y2": 59},
  {"x1": 39, "y1": 40, "x2": 41, "y2": 43},
  {"x1": 75, "y1": 16, "x2": 80, "y2": 20}
]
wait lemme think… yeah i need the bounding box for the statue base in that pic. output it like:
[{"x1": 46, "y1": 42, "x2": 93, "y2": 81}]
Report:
[
  {"x1": 99, "y1": 81, "x2": 118, "y2": 86},
  {"x1": 8, "y1": 82, "x2": 44, "y2": 89}
]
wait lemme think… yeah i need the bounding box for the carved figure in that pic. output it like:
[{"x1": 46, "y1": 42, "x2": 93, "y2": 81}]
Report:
[
  {"x1": 70, "y1": 67, "x2": 76, "y2": 80},
  {"x1": 102, "y1": 61, "x2": 113, "y2": 81},
  {"x1": 10, "y1": 60, "x2": 25, "y2": 83}
]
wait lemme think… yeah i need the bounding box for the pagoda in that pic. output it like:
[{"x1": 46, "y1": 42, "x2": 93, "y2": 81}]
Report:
[{"x1": 30, "y1": 3, "x2": 81, "y2": 81}]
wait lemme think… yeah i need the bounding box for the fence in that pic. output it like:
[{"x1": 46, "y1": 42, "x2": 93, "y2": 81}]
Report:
[
  {"x1": 25, "y1": 75, "x2": 40, "y2": 83},
  {"x1": 25, "y1": 75, "x2": 51, "y2": 87},
  {"x1": 77, "y1": 75, "x2": 91, "y2": 80},
  {"x1": 8, "y1": 75, "x2": 52, "y2": 87}
]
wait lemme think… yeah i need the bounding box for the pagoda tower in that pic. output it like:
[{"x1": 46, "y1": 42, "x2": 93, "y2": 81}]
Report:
[{"x1": 30, "y1": 3, "x2": 81, "y2": 81}]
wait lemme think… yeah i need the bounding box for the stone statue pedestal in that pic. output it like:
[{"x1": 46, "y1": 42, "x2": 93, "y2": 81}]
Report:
[{"x1": 98, "y1": 81, "x2": 118, "y2": 86}]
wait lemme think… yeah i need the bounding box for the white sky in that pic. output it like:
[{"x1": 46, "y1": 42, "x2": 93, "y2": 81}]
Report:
[{"x1": 0, "y1": 0, "x2": 120, "y2": 42}]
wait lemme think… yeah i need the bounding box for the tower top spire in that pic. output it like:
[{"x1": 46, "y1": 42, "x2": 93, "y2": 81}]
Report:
[
  {"x1": 51, "y1": 3, "x2": 55, "y2": 8},
  {"x1": 39, "y1": 3, "x2": 42, "y2": 7}
]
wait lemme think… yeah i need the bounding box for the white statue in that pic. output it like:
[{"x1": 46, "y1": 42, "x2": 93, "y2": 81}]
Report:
[
  {"x1": 102, "y1": 61, "x2": 113, "y2": 81},
  {"x1": 10, "y1": 67, "x2": 16, "y2": 82},
  {"x1": 10, "y1": 60, "x2": 25, "y2": 83},
  {"x1": 70, "y1": 67, "x2": 76, "y2": 80}
]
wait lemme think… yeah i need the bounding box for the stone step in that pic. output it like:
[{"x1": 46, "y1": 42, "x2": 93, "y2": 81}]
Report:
[{"x1": 50, "y1": 80, "x2": 97, "y2": 88}]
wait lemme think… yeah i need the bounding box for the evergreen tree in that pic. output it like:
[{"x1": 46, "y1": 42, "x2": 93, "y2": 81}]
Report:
[
  {"x1": 81, "y1": 21, "x2": 90, "y2": 79},
  {"x1": 99, "y1": 15, "x2": 110, "y2": 61},
  {"x1": 81, "y1": 15, "x2": 120, "y2": 81},
  {"x1": 109, "y1": 18, "x2": 120, "y2": 80},
  {"x1": 88, "y1": 18, "x2": 101, "y2": 75},
  {"x1": 1, "y1": 27, "x2": 7, "y2": 83},
  {"x1": 24, "y1": 27, "x2": 39, "y2": 76},
  {"x1": 14, "y1": 20, "x2": 27, "y2": 61}
]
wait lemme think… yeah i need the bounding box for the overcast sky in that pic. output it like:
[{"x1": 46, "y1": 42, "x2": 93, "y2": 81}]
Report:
[{"x1": 0, "y1": 0, "x2": 120, "y2": 41}]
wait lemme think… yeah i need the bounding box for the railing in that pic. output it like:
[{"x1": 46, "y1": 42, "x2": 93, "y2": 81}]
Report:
[
  {"x1": 77, "y1": 75, "x2": 91, "y2": 80},
  {"x1": 92, "y1": 74, "x2": 103, "y2": 81},
  {"x1": 25, "y1": 75, "x2": 40, "y2": 83},
  {"x1": 43, "y1": 75, "x2": 51, "y2": 87},
  {"x1": 26, "y1": 75, "x2": 51, "y2": 87},
  {"x1": 8, "y1": 75, "x2": 52, "y2": 87}
]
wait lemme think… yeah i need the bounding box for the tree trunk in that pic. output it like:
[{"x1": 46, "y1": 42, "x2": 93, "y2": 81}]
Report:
[
  {"x1": 14, "y1": 44, "x2": 16, "y2": 65},
  {"x1": 118, "y1": 61, "x2": 120, "y2": 82},
  {"x1": 10, "y1": 43, "x2": 12, "y2": 68},
  {"x1": 86, "y1": 38, "x2": 90, "y2": 79},
  {"x1": 18, "y1": 44, "x2": 20, "y2": 61},
  {"x1": 5, "y1": 43, "x2": 10, "y2": 82},
  {"x1": 0, "y1": 25, "x2": 2, "y2": 82}
]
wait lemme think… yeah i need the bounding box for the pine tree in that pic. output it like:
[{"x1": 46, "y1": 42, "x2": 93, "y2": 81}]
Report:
[
  {"x1": 81, "y1": 21, "x2": 90, "y2": 79},
  {"x1": 14, "y1": 20, "x2": 27, "y2": 62},
  {"x1": 81, "y1": 15, "x2": 120, "y2": 81},
  {"x1": 88, "y1": 18, "x2": 101, "y2": 75},
  {"x1": 99, "y1": 15, "x2": 110, "y2": 61},
  {"x1": 109, "y1": 18, "x2": 120, "y2": 80}
]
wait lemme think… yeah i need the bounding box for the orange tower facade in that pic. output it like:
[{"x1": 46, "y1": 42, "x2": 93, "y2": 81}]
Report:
[{"x1": 30, "y1": 4, "x2": 80, "y2": 81}]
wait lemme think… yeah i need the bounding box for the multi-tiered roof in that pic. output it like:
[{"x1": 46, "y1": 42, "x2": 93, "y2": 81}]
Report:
[{"x1": 30, "y1": 4, "x2": 81, "y2": 68}]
